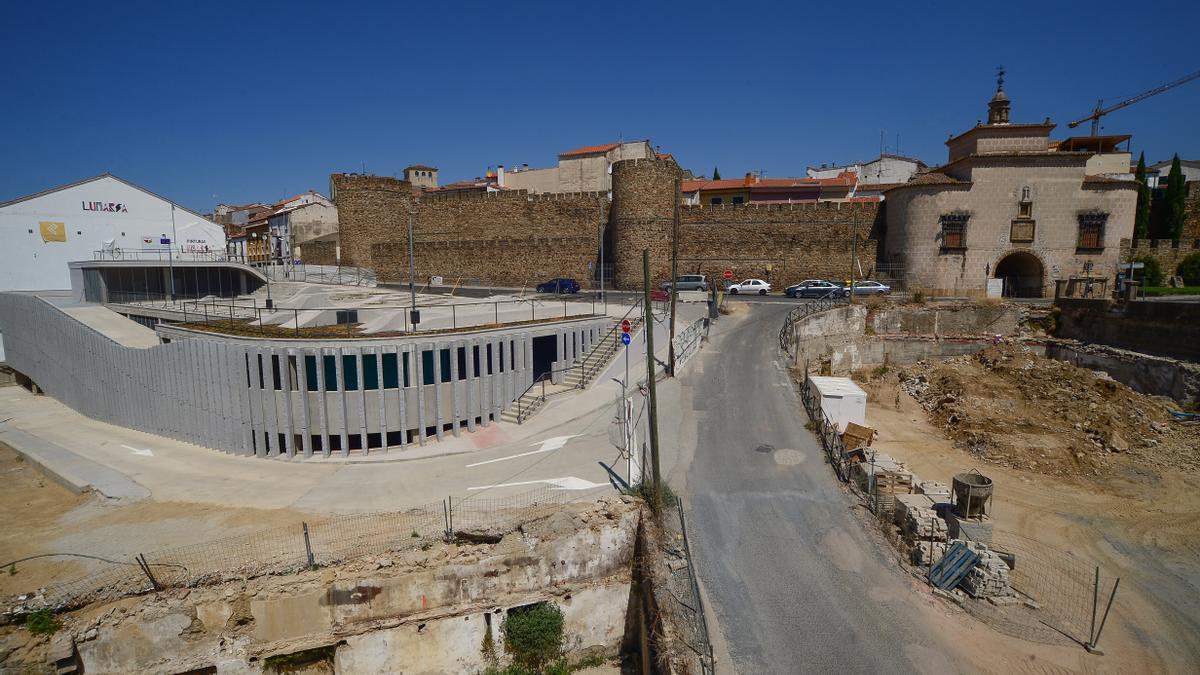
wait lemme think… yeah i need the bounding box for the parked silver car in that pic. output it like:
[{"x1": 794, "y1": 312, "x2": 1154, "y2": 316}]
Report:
[
  {"x1": 847, "y1": 280, "x2": 891, "y2": 295},
  {"x1": 662, "y1": 274, "x2": 710, "y2": 292}
]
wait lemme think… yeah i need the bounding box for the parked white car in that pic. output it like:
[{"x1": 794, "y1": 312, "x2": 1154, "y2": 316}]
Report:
[{"x1": 727, "y1": 279, "x2": 771, "y2": 295}]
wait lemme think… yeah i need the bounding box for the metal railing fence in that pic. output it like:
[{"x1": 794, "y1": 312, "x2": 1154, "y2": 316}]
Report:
[
  {"x1": 107, "y1": 292, "x2": 615, "y2": 338},
  {"x1": 778, "y1": 292, "x2": 849, "y2": 356}
]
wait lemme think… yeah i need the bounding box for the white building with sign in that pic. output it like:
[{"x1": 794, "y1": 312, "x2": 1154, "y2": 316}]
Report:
[{"x1": 0, "y1": 173, "x2": 226, "y2": 292}]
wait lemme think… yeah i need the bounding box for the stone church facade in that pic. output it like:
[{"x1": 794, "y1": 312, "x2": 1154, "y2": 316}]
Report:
[{"x1": 883, "y1": 80, "x2": 1138, "y2": 297}]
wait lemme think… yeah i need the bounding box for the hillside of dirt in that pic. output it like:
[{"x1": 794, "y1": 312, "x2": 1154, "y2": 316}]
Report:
[{"x1": 886, "y1": 342, "x2": 1199, "y2": 478}]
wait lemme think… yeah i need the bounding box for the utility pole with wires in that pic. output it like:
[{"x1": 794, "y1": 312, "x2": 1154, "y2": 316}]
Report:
[
  {"x1": 643, "y1": 249, "x2": 663, "y2": 511},
  {"x1": 668, "y1": 177, "x2": 680, "y2": 375}
]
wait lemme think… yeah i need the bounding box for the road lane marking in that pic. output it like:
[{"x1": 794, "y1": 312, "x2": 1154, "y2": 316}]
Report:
[
  {"x1": 465, "y1": 434, "x2": 578, "y2": 468},
  {"x1": 121, "y1": 444, "x2": 154, "y2": 457},
  {"x1": 467, "y1": 476, "x2": 606, "y2": 491}
]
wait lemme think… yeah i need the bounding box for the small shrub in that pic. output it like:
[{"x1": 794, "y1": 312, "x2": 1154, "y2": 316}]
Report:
[
  {"x1": 502, "y1": 602, "x2": 565, "y2": 671},
  {"x1": 420, "y1": 541, "x2": 432, "y2": 551},
  {"x1": 911, "y1": 290, "x2": 925, "y2": 304},
  {"x1": 872, "y1": 365, "x2": 890, "y2": 379},
  {"x1": 1178, "y1": 252, "x2": 1200, "y2": 286},
  {"x1": 410, "y1": 530, "x2": 420, "y2": 538},
  {"x1": 25, "y1": 609, "x2": 61, "y2": 636},
  {"x1": 1129, "y1": 255, "x2": 1164, "y2": 287},
  {"x1": 7, "y1": 564, "x2": 15, "y2": 576}
]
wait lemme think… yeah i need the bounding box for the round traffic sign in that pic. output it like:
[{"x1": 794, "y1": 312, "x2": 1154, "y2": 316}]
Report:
[
  {"x1": 723, "y1": 269, "x2": 733, "y2": 280},
  {"x1": 621, "y1": 319, "x2": 631, "y2": 333},
  {"x1": 621, "y1": 332, "x2": 632, "y2": 346}
]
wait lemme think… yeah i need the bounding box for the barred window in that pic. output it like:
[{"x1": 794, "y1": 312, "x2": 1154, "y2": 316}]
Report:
[
  {"x1": 1077, "y1": 211, "x2": 1108, "y2": 250},
  {"x1": 939, "y1": 213, "x2": 970, "y2": 251}
]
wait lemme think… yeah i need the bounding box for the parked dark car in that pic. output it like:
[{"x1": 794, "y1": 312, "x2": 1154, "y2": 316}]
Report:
[
  {"x1": 794, "y1": 280, "x2": 845, "y2": 298},
  {"x1": 784, "y1": 279, "x2": 822, "y2": 297},
  {"x1": 535, "y1": 278, "x2": 580, "y2": 294}
]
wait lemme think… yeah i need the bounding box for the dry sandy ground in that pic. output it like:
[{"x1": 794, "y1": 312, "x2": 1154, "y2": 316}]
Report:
[
  {"x1": 0, "y1": 443, "x2": 308, "y2": 601},
  {"x1": 858, "y1": 375, "x2": 1200, "y2": 675}
]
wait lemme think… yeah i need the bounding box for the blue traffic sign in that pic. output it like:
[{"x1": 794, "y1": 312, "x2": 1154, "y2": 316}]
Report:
[{"x1": 621, "y1": 332, "x2": 631, "y2": 346}]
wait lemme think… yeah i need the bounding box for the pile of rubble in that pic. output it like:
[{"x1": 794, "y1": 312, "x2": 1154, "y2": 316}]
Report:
[
  {"x1": 959, "y1": 543, "x2": 1013, "y2": 599},
  {"x1": 897, "y1": 341, "x2": 1198, "y2": 477}
]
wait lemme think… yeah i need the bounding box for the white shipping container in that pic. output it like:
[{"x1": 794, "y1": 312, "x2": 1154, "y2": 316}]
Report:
[{"x1": 809, "y1": 376, "x2": 867, "y2": 432}]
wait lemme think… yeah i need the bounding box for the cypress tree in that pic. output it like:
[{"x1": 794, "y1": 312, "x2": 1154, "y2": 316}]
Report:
[
  {"x1": 1166, "y1": 154, "x2": 1186, "y2": 240},
  {"x1": 712, "y1": 166, "x2": 721, "y2": 181},
  {"x1": 1134, "y1": 152, "x2": 1151, "y2": 239}
]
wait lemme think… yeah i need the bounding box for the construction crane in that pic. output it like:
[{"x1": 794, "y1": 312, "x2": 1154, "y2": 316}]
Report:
[{"x1": 1068, "y1": 69, "x2": 1200, "y2": 136}]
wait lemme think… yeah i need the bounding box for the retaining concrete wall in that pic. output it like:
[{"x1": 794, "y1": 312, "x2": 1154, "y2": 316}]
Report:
[
  {"x1": 1045, "y1": 340, "x2": 1200, "y2": 406},
  {"x1": 0, "y1": 292, "x2": 609, "y2": 457},
  {"x1": 830, "y1": 337, "x2": 996, "y2": 373},
  {"x1": 1054, "y1": 298, "x2": 1200, "y2": 362}
]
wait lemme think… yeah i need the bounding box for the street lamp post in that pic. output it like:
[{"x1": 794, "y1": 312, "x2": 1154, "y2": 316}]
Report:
[
  {"x1": 167, "y1": 205, "x2": 178, "y2": 302},
  {"x1": 407, "y1": 204, "x2": 419, "y2": 328}
]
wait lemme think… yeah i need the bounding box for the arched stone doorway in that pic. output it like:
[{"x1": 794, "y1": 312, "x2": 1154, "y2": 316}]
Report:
[{"x1": 994, "y1": 251, "x2": 1044, "y2": 298}]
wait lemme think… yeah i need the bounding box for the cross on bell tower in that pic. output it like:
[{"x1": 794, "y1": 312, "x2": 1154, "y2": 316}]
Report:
[{"x1": 987, "y1": 65, "x2": 1010, "y2": 125}]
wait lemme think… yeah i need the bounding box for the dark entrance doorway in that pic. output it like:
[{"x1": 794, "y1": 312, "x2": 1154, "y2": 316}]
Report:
[
  {"x1": 994, "y1": 251, "x2": 1044, "y2": 298},
  {"x1": 531, "y1": 335, "x2": 558, "y2": 381}
]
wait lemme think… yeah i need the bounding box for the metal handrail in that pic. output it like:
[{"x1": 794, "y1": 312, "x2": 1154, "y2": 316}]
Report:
[
  {"x1": 778, "y1": 290, "x2": 849, "y2": 355},
  {"x1": 577, "y1": 298, "x2": 643, "y2": 387},
  {"x1": 514, "y1": 373, "x2": 552, "y2": 424}
]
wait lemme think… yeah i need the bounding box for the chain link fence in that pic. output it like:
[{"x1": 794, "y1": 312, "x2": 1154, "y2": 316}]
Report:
[
  {"x1": 27, "y1": 488, "x2": 604, "y2": 614},
  {"x1": 795, "y1": 367, "x2": 1121, "y2": 653}
]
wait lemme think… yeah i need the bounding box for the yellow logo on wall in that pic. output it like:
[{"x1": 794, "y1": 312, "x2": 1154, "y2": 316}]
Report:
[{"x1": 39, "y1": 221, "x2": 67, "y2": 242}]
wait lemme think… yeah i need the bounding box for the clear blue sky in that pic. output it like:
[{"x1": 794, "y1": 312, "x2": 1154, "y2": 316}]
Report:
[{"x1": 3, "y1": 0, "x2": 1197, "y2": 213}]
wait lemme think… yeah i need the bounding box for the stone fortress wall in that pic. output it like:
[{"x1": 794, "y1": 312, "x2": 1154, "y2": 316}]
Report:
[
  {"x1": 334, "y1": 158, "x2": 881, "y2": 292},
  {"x1": 609, "y1": 157, "x2": 880, "y2": 289},
  {"x1": 331, "y1": 174, "x2": 608, "y2": 287}
]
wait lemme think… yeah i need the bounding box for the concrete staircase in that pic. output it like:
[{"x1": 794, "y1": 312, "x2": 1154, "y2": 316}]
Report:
[{"x1": 501, "y1": 313, "x2": 644, "y2": 425}]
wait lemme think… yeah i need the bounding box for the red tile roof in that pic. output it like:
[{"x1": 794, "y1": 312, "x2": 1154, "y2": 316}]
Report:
[{"x1": 559, "y1": 143, "x2": 621, "y2": 158}]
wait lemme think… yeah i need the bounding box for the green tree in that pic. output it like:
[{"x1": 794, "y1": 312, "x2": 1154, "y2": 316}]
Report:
[
  {"x1": 1129, "y1": 255, "x2": 1164, "y2": 287},
  {"x1": 712, "y1": 166, "x2": 721, "y2": 180},
  {"x1": 1165, "y1": 154, "x2": 1187, "y2": 240},
  {"x1": 1177, "y1": 252, "x2": 1200, "y2": 286},
  {"x1": 1134, "y1": 152, "x2": 1151, "y2": 239}
]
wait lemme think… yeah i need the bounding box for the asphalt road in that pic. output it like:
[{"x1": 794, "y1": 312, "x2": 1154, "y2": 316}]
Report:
[{"x1": 682, "y1": 303, "x2": 957, "y2": 674}]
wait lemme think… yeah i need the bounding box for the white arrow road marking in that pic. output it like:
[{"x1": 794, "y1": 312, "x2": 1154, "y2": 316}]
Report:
[
  {"x1": 465, "y1": 434, "x2": 578, "y2": 468},
  {"x1": 121, "y1": 444, "x2": 154, "y2": 457},
  {"x1": 467, "y1": 476, "x2": 607, "y2": 491}
]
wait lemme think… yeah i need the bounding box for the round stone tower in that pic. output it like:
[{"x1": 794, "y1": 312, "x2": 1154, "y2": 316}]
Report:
[{"x1": 610, "y1": 157, "x2": 683, "y2": 289}]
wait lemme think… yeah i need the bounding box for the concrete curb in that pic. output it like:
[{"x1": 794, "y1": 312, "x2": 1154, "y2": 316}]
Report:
[{"x1": 0, "y1": 424, "x2": 150, "y2": 502}]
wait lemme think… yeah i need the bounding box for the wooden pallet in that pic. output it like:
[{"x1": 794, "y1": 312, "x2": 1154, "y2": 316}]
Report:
[{"x1": 928, "y1": 541, "x2": 980, "y2": 590}]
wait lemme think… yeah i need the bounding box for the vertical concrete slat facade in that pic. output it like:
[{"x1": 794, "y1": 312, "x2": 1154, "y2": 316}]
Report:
[
  {"x1": 376, "y1": 346, "x2": 389, "y2": 453},
  {"x1": 433, "y1": 344, "x2": 445, "y2": 441},
  {"x1": 465, "y1": 339, "x2": 477, "y2": 432},
  {"x1": 249, "y1": 348, "x2": 266, "y2": 457},
  {"x1": 396, "y1": 345, "x2": 409, "y2": 449},
  {"x1": 355, "y1": 348, "x2": 368, "y2": 455},
  {"x1": 449, "y1": 340, "x2": 461, "y2": 438},
  {"x1": 317, "y1": 347, "x2": 332, "y2": 458},
  {"x1": 0, "y1": 294, "x2": 610, "y2": 460},
  {"x1": 415, "y1": 344, "x2": 427, "y2": 446},
  {"x1": 280, "y1": 347, "x2": 296, "y2": 458},
  {"x1": 335, "y1": 347, "x2": 350, "y2": 458},
  {"x1": 297, "y1": 348, "x2": 313, "y2": 458}
]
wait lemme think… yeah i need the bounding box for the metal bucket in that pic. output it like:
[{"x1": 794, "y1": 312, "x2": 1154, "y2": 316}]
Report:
[{"x1": 952, "y1": 471, "x2": 993, "y2": 518}]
